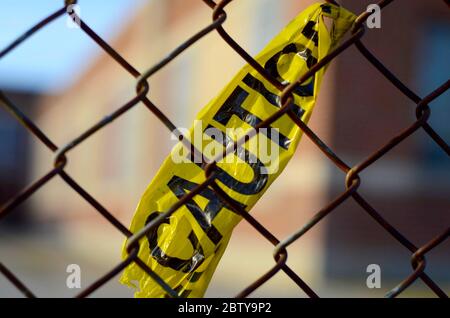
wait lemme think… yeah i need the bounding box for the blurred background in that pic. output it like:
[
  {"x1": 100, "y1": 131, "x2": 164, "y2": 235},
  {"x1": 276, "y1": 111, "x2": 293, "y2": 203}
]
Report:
[{"x1": 0, "y1": 0, "x2": 449, "y2": 298}]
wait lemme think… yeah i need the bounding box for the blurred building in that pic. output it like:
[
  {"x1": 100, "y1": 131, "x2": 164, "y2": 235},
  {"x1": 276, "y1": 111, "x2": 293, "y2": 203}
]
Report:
[
  {"x1": 29, "y1": 0, "x2": 449, "y2": 297},
  {"x1": 0, "y1": 90, "x2": 39, "y2": 228},
  {"x1": 328, "y1": 0, "x2": 450, "y2": 288}
]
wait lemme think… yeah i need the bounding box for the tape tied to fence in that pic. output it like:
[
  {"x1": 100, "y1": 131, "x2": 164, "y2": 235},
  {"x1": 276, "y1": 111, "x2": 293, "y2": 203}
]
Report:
[{"x1": 120, "y1": 2, "x2": 356, "y2": 298}]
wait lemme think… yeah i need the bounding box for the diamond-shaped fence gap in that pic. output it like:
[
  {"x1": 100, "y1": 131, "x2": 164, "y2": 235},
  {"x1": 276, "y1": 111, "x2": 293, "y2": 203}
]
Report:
[{"x1": 0, "y1": 175, "x2": 133, "y2": 298}]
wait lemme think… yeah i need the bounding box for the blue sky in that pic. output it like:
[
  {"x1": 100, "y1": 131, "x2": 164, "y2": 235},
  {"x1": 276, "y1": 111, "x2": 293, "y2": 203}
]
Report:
[{"x1": 0, "y1": 0, "x2": 144, "y2": 93}]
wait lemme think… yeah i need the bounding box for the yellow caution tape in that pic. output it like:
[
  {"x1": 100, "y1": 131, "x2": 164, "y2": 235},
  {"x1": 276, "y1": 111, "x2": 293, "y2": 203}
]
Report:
[{"x1": 120, "y1": 2, "x2": 356, "y2": 298}]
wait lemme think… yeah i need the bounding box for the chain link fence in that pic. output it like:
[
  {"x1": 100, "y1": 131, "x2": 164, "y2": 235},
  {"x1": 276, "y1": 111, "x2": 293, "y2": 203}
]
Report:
[{"x1": 0, "y1": 0, "x2": 448, "y2": 298}]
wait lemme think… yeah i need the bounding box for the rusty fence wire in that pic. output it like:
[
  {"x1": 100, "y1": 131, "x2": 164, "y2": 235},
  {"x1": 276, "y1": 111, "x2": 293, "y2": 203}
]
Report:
[{"x1": 0, "y1": 0, "x2": 449, "y2": 298}]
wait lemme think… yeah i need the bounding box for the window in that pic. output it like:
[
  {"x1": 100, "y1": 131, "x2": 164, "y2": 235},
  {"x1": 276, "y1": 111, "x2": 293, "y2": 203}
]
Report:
[{"x1": 416, "y1": 22, "x2": 450, "y2": 173}]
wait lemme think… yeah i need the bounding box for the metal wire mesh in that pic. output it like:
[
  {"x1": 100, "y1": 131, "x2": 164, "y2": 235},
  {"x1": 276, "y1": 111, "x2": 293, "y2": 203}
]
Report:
[{"x1": 0, "y1": 0, "x2": 449, "y2": 298}]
